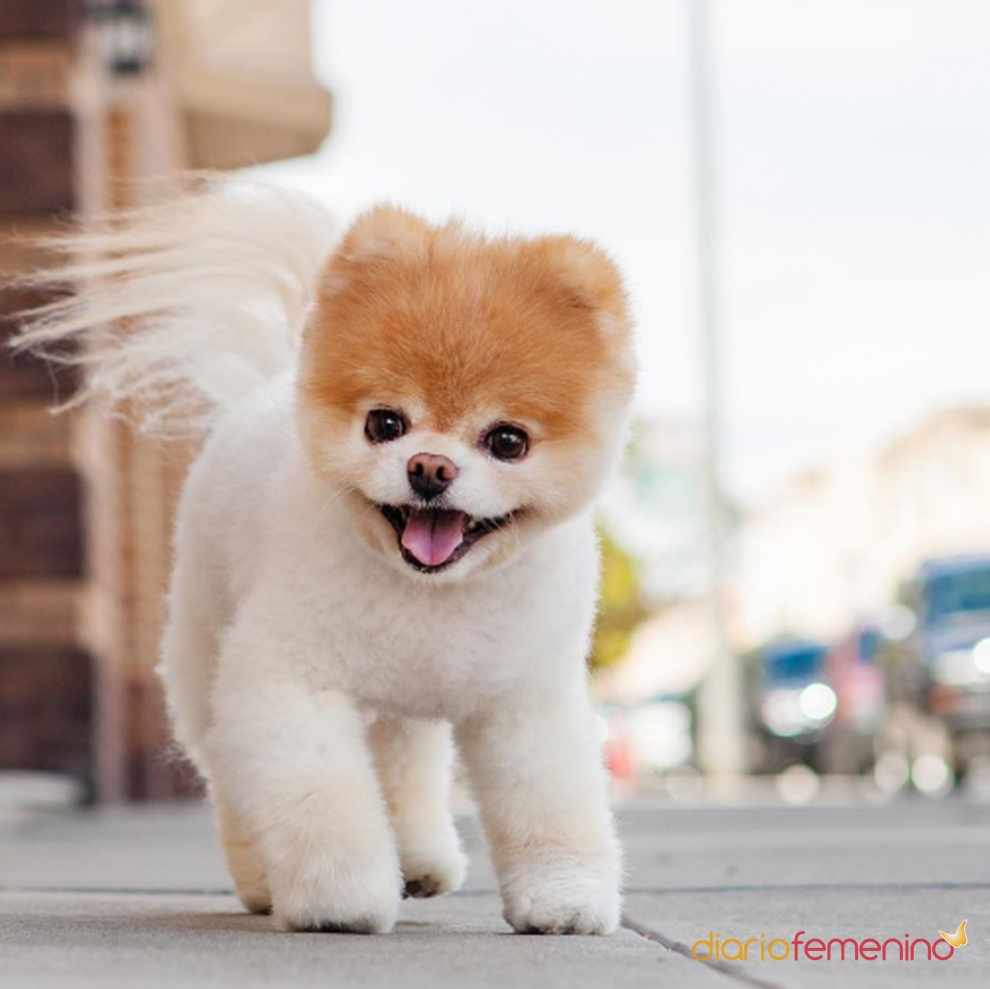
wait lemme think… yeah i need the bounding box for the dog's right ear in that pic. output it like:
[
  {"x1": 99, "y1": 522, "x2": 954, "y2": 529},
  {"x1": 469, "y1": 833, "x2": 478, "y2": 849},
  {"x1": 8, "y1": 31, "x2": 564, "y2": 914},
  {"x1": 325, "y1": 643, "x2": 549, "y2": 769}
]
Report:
[{"x1": 337, "y1": 204, "x2": 431, "y2": 264}]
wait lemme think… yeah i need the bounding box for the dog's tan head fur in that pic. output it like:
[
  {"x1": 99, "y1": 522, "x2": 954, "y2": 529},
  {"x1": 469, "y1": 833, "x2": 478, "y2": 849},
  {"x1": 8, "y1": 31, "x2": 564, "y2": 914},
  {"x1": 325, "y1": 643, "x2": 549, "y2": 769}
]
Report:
[{"x1": 297, "y1": 205, "x2": 635, "y2": 579}]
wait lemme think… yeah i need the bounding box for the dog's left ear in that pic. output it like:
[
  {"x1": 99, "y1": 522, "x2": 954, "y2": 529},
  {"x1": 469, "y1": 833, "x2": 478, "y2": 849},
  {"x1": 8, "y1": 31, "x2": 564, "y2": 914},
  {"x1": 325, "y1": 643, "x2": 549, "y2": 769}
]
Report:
[
  {"x1": 337, "y1": 204, "x2": 431, "y2": 264},
  {"x1": 523, "y1": 236, "x2": 629, "y2": 329}
]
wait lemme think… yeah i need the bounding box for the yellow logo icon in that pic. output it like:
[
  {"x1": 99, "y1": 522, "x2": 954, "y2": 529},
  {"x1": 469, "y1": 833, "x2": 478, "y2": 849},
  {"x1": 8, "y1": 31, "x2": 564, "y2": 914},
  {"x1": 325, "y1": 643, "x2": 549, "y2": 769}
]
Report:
[{"x1": 938, "y1": 920, "x2": 968, "y2": 949}]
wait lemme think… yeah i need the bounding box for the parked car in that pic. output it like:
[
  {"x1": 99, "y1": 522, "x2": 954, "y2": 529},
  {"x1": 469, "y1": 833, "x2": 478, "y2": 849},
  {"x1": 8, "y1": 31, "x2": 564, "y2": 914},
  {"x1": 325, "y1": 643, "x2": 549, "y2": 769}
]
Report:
[{"x1": 751, "y1": 638, "x2": 834, "y2": 772}]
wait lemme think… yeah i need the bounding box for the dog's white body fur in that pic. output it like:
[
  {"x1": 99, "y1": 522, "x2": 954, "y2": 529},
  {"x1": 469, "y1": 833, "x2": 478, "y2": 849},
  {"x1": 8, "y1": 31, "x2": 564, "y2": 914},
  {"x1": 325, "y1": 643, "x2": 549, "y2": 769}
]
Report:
[
  {"x1": 167, "y1": 374, "x2": 617, "y2": 933},
  {"x1": 15, "y1": 180, "x2": 626, "y2": 935}
]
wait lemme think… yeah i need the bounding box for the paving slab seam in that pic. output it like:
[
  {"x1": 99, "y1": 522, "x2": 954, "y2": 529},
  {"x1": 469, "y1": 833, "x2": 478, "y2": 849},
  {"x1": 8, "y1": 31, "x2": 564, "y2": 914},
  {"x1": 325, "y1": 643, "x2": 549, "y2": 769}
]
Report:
[
  {"x1": 0, "y1": 886, "x2": 237, "y2": 897},
  {"x1": 622, "y1": 880, "x2": 990, "y2": 895},
  {"x1": 622, "y1": 914, "x2": 788, "y2": 989},
  {"x1": 7, "y1": 880, "x2": 990, "y2": 897},
  {"x1": 0, "y1": 886, "x2": 504, "y2": 898}
]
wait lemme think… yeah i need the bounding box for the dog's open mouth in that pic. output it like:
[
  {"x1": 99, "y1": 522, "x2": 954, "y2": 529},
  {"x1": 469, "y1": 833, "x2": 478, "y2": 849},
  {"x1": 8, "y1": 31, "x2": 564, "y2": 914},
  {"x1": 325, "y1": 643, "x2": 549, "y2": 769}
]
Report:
[{"x1": 378, "y1": 505, "x2": 515, "y2": 572}]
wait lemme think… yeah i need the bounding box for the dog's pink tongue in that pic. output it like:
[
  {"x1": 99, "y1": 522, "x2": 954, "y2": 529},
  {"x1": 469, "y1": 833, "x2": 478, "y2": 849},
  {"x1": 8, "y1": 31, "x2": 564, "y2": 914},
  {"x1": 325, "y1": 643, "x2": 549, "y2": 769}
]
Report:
[{"x1": 401, "y1": 509, "x2": 466, "y2": 567}]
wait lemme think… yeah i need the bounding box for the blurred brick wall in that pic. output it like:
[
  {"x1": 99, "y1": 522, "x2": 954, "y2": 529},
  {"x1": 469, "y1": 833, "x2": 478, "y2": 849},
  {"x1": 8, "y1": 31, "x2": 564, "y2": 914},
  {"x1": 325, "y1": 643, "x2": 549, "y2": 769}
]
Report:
[
  {"x1": 1, "y1": 0, "x2": 328, "y2": 802},
  {"x1": 0, "y1": 1, "x2": 92, "y2": 789}
]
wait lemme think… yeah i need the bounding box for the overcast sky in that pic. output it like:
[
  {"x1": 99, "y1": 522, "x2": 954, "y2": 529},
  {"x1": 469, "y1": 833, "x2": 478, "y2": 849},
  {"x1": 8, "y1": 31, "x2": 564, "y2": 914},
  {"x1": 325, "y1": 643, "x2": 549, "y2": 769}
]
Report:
[{"x1": 258, "y1": 0, "x2": 990, "y2": 503}]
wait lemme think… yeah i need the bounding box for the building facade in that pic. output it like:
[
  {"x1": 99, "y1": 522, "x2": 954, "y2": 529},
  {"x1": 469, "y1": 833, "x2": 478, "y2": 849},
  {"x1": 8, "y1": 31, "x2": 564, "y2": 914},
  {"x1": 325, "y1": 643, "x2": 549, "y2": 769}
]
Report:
[
  {"x1": 734, "y1": 408, "x2": 990, "y2": 648},
  {"x1": 0, "y1": 0, "x2": 329, "y2": 801}
]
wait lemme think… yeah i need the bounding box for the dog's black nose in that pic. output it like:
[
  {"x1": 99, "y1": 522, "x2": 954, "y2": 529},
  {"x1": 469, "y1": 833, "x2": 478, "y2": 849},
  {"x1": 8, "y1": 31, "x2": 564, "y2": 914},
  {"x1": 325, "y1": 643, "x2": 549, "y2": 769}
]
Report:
[{"x1": 407, "y1": 453, "x2": 458, "y2": 500}]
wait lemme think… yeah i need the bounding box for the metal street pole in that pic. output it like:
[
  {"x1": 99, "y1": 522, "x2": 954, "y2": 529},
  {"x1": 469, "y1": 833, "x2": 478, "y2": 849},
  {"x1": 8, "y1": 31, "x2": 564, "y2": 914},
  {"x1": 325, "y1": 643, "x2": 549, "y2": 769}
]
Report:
[{"x1": 688, "y1": 0, "x2": 746, "y2": 781}]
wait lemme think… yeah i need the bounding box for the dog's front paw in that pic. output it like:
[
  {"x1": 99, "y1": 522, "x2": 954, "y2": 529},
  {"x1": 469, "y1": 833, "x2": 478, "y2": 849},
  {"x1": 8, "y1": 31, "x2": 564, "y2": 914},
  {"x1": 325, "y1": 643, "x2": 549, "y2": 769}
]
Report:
[
  {"x1": 401, "y1": 838, "x2": 468, "y2": 898},
  {"x1": 502, "y1": 865, "x2": 621, "y2": 936},
  {"x1": 270, "y1": 850, "x2": 401, "y2": 934}
]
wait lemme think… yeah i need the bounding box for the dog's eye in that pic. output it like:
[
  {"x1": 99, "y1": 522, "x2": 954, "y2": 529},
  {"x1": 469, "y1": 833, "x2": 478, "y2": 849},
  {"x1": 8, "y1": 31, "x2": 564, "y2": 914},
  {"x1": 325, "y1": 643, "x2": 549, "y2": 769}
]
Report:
[
  {"x1": 365, "y1": 408, "x2": 407, "y2": 443},
  {"x1": 485, "y1": 424, "x2": 529, "y2": 462}
]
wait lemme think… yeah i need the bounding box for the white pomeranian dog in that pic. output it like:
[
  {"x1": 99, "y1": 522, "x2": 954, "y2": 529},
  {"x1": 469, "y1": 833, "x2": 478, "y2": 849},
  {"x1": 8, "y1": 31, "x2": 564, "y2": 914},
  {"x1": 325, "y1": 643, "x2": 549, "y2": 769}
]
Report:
[{"x1": 14, "y1": 179, "x2": 636, "y2": 935}]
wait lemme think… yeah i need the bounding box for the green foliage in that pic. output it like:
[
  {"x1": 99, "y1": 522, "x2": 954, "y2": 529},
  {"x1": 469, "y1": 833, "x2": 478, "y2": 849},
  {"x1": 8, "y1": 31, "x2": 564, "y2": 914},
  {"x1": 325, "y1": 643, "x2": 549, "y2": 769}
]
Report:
[{"x1": 591, "y1": 528, "x2": 648, "y2": 670}]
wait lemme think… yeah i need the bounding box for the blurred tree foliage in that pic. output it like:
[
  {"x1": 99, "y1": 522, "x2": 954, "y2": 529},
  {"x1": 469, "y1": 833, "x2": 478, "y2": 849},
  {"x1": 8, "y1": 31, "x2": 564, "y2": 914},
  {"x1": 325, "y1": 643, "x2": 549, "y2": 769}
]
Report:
[{"x1": 591, "y1": 528, "x2": 648, "y2": 670}]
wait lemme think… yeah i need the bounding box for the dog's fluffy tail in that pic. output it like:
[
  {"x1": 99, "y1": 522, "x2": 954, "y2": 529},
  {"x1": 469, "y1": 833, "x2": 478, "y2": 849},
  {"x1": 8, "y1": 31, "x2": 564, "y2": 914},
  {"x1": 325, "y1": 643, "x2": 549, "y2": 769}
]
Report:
[{"x1": 10, "y1": 176, "x2": 338, "y2": 435}]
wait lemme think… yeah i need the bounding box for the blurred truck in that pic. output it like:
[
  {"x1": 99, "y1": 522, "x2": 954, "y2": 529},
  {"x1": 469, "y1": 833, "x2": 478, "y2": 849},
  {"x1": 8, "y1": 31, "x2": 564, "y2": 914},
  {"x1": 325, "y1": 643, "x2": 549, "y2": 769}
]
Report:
[{"x1": 907, "y1": 556, "x2": 990, "y2": 773}]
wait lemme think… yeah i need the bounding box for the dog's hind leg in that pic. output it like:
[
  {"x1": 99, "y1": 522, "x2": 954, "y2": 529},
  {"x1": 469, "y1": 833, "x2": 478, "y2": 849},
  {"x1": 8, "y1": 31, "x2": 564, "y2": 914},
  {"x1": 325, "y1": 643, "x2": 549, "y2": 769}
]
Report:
[
  {"x1": 161, "y1": 547, "x2": 274, "y2": 915},
  {"x1": 368, "y1": 717, "x2": 467, "y2": 898},
  {"x1": 216, "y1": 797, "x2": 272, "y2": 914},
  {"x1": 157, "y1": 539, "x2": 223, "y2": 776}
]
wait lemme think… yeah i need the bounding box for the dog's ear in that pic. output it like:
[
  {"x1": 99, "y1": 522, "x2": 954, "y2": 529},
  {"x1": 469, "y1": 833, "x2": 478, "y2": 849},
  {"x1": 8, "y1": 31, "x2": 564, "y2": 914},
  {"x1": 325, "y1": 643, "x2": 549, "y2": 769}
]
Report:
[
  {"x1": 337, "y1": 205, "x2": 431, "y2": 263},
  {"x1": 522, "y1": 236, "x2": 629, "y2": 328}
]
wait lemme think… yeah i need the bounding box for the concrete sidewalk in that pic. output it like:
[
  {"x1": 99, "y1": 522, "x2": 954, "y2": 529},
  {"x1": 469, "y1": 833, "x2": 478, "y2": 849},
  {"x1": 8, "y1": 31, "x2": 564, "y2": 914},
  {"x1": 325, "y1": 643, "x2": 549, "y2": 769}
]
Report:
[{"x1": 1, "y1": 795, "x2": 988, "y2": 988}]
